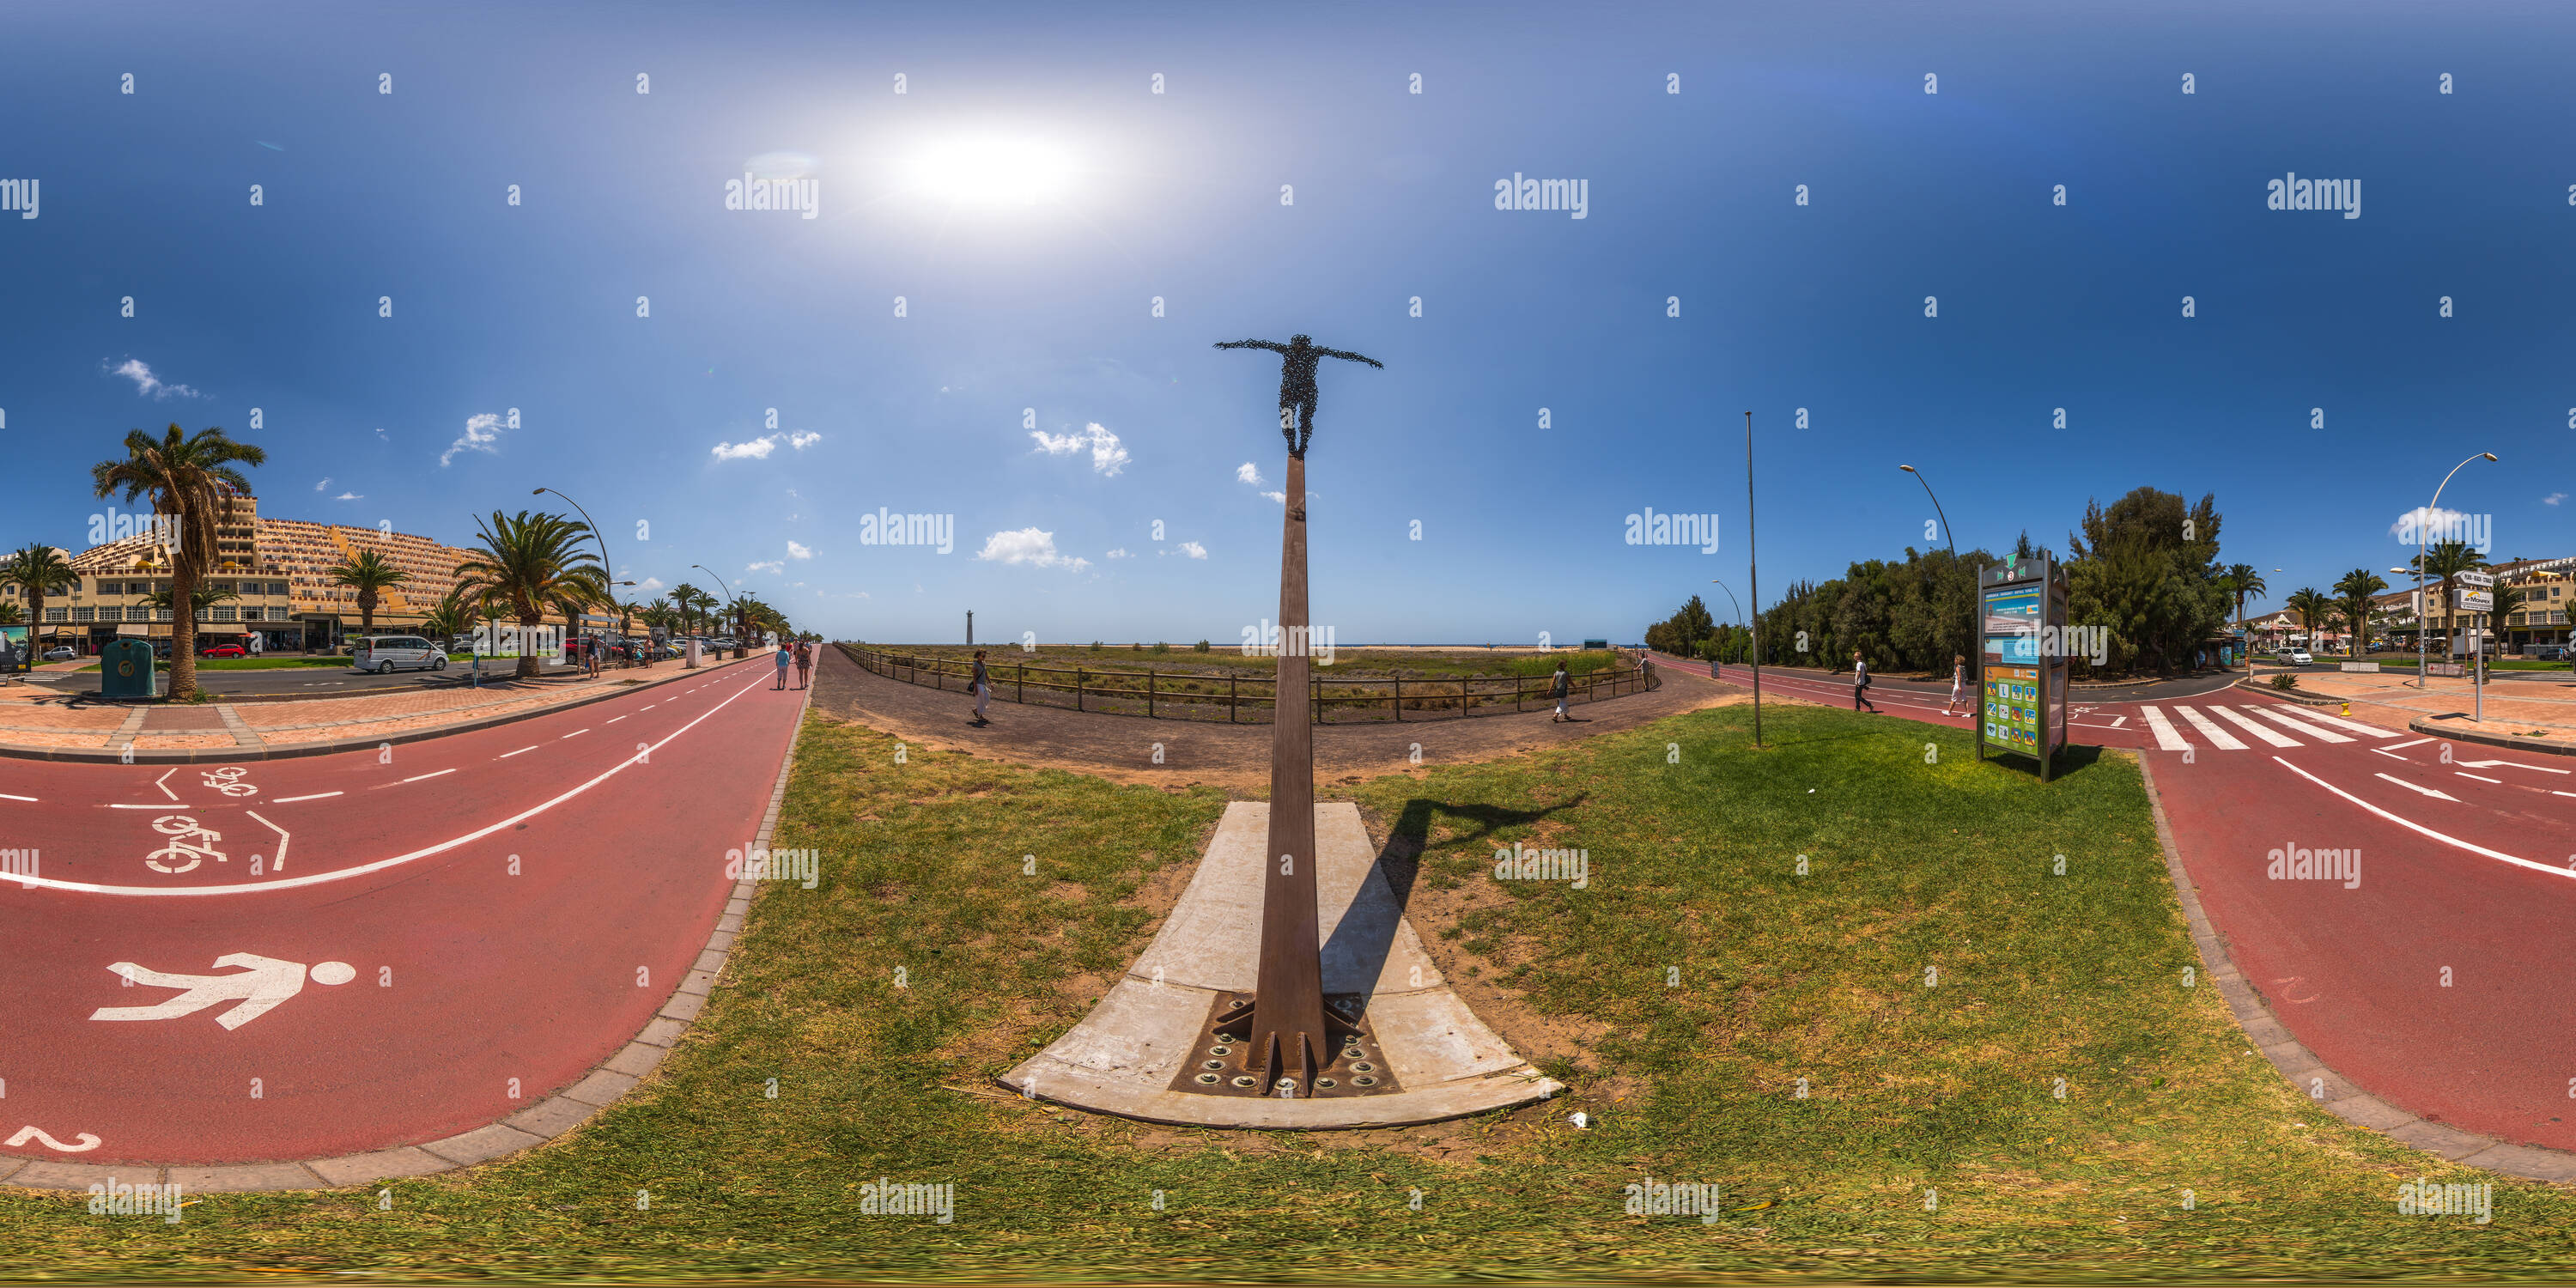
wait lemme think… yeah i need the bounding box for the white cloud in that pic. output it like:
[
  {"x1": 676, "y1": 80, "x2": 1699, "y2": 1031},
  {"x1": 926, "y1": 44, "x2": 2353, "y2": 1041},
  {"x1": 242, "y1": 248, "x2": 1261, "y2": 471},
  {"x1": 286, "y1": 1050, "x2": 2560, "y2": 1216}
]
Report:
[
  {"x1": 1236, "y1": 462, "x2": 1264, "y2": 486},
  {"x1": 1261, "y1": 490, "x2": 1286, "y2": 505},
  {"x1": 2548, "y1": 493, "x2": 2567, "y2": 507},
  {"x1": 787, "y1": 540, "x2": 813, "y2": 560},
  {"x1": 334, "y1": 491, "x2": 362, "y2": 501},
  {"x1": 440, "y1": 412, "x2": 504, "y2": 466},
  {"x1": 1167, "y1": 541, "x2": 1207, "y2": 560},
  {"x1": 314, "y1": 477, "x2": 331, "y2": 492},
  {"x1": 635, "y1": 576, "x2": 666, "y2": 592},
  {"x1": 711, "y1": 435, "x2": 780, "y2": 461},
  {"x1": 1105, "y1": 548, "x2": 1133, "y2": 560},
  {"x1": 974, "y1": 526, "x2": 1091, "y2": 571},
  {"x1": 105, "y1": 358, "x2": 199, "y2": 400},
  {"x1": 1029, "y1": 422, "x2": 1131, "y2": 477},
  {"x1": 745, "y1": 560, "x2": 785, "y2": 574},
  {"x1": 787, "y1": 431, "x2": 821, "y2": 449}
]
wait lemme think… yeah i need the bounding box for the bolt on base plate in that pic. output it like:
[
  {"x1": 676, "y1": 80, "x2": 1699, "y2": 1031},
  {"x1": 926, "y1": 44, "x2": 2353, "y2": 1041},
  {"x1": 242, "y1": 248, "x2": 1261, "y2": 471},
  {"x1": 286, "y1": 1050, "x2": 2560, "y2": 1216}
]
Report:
[{"x1": 1166, "y1": 991, "x2": 1403, "y2": 1099}]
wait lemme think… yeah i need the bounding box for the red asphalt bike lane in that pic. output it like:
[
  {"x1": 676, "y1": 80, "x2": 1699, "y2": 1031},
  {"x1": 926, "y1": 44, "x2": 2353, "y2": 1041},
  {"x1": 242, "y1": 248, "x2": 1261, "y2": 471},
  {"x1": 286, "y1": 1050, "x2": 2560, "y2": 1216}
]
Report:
[
  {"x1": 0, "y1": 656, "x2": 807, "y2": 1166},
  {"x1": 1667, "y1": 653, "x2": 2576, "y2": 1152}
]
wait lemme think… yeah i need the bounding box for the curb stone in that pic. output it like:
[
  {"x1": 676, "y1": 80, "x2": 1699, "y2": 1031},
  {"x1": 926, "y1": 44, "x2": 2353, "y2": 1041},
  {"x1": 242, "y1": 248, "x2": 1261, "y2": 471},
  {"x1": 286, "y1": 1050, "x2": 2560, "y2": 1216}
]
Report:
[
  {"x1": 0, "y1": 668, "x2": 817, "y2": 1195},
  {"x1": 2135, "y1": 753, "x2": 2576, "y2": 1183},
  {"x1": 0, "y1": 656, "x2": 763, "y2": 764},
  {"x1": 2402, "y1": 718, "x2": 2576, "y2": 759}
]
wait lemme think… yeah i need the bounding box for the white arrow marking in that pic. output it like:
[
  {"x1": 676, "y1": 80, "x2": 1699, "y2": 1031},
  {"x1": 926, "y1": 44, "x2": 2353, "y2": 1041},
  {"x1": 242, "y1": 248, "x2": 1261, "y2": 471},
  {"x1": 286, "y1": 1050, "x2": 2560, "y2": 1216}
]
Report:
[
  {"x1": 5, "y1": 1126, "x2": 100, "y2": 1153},
  {"x1": 155, "y1": 769, "x2": 180, "y2": 801},
  {"x1": 89, "y1": 953, "x2": 353, "y2": 1030},
  {"x1": 247, "y1": 811, "x2": 289, "y2": 872},
  {"x1": 2460, "y1": 758, "x2": 2571, "y2": 775}
]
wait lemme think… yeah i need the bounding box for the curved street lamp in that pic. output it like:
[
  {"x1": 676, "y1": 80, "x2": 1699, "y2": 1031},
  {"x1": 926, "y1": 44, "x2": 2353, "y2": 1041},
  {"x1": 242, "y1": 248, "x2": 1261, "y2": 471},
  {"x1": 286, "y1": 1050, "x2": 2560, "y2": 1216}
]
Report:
[
  {"x1": 535, "y1": 487, "x2": 635, "y2": 658},
  {"x1": 692, "y1": 564, "x2": 744, "y2": 659},
  {"x1": 2414, "y1": 453, "x2": 2498, "y2": 688},
  {"x1": 1707, "y1": 578, "x2": 1742, "y2": 671},
  {"x1": 1899, "y1": 465, "x2": 1971, "y2": 703}
]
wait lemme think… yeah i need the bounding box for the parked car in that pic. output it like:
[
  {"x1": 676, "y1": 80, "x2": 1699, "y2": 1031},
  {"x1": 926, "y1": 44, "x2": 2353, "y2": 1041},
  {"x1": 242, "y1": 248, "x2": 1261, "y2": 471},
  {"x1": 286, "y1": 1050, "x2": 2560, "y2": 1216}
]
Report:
[
  {"x1": 41, "y1": 645, "x2": 76, "y2": 661},
  {"x1": 2288, "y1": 650, "x2": 2314, "y2": 665},
  {"x1": 2532, "y1": 645, "x2": 2567, "y2": 662},
  {"x1": 351, "y1": 635, "x2": 447, "y2": 674},
  {"x1": 198, "y1": 642, "x2": 247, "y2": 659}
]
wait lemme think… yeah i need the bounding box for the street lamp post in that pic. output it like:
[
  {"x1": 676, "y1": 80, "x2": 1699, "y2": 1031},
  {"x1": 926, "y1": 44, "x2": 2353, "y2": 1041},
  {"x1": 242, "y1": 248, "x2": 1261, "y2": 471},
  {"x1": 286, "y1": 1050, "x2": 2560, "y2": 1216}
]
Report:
[
  {"x1": 2414, "y1": 453, "x2": 2498, "y2": 688},
  {"x1": 1707, "y1": 578, "x2": 1742, "y2": 674},
  {"x1": 693, "y1": 565, "x2": 742, "y2": 659},
  {"x1": 1745, "y1": 411, "x2": 1762, "y2": 749},
  {"x1": 1899, "y1": 464, "x2": 1969, "y2": 709},
  {"x1": 535, "y1": 488, "x2": 636, "y2": 667}
]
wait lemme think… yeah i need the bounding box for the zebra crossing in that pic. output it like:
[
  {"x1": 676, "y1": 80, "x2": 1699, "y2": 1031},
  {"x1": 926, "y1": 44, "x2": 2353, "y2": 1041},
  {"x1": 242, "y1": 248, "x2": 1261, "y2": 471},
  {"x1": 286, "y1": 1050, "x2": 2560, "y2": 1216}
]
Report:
[{"x1": 2136, "y1": 702, "x2": 2396, "y2": 752}]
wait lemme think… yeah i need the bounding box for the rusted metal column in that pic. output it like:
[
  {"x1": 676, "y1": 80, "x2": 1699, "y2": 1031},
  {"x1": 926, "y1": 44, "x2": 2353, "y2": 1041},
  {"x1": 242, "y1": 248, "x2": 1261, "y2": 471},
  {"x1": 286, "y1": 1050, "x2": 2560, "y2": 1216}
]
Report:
[{"x1": 1250, "y1": 449, "x2": 1327, "y2": 1096}]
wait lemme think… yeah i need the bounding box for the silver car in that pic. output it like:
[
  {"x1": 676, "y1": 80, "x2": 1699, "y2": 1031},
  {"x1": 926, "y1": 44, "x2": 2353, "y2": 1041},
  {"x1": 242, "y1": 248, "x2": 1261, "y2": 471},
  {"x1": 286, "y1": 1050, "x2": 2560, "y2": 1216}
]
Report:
[{"x1": 352, "y1": 635, "x2": 447, "y2": 674}]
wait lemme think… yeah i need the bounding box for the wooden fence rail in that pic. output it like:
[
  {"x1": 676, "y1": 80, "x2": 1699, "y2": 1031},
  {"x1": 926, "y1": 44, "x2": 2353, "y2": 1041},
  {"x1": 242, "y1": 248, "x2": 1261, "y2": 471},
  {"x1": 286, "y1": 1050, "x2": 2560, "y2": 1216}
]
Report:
[{"x1": 835, "y1": 644, "x2": 1658, "y2": 725}]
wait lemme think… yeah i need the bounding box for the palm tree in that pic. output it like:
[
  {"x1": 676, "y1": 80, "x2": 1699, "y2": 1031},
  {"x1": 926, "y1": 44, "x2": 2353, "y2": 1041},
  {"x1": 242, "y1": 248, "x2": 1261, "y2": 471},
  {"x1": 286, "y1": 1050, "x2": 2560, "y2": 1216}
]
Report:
[
  {"x1": 450, "y1": 510, "x2": 611, "y2": 679},
  {"x1": 2285, "y1": 587, "x2": 2335, "y2": 654},
  {"x1": 2330, "y1": 569, "x2": 2387, "y2": 659},
  {"x1": 2491, "y1": 581, "x2": 2529, "y2": 655},
  {"x1": 0, "y1": 602, "x2": 21, "y2": 627},
  {"x1": 325, "y1": 548, "x2": 410, "y2": 635},
  {"x1": 0, "y1": 544, "x2": 77, "y2": 654},
  {"x1": 139, "y1": 582, "x2": 240, "y2": 623},
  {"x1": 2408, "y1": 539, "x2": 2488, "y2": 663},
  {"x1": 669, "y1": 582, "x2": 702, "y2": 635},
  {"x1": 418, "y1": 582, "x2": 489, "y2": 648},
  {"x1": 2221, "y1": 563, "x2": 2266, "y2": 660},
  {"x1": 90, "y1": 425, "x2": 267, "y2": 699}
]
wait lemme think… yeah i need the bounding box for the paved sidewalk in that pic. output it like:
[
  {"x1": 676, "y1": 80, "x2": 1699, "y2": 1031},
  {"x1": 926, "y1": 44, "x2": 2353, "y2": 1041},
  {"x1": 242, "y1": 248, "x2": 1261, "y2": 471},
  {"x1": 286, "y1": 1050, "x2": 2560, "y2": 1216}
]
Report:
[
  {"x1": 2248, "y1": 668, "x2": 2576, "y2": 747},
  {"x1": 0, "y1": 655, "x2": 766, "y2": 760}
]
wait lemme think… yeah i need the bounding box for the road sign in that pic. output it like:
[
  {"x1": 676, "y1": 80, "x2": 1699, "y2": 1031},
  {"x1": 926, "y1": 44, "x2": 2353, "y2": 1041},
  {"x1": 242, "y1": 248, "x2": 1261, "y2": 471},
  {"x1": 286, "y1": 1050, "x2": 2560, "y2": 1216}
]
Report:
[
  {"x1": 1977, "y1": 553, "x2": 2069, "y2": 781},
  {"x1": 2458, "y1": 589, "x2": 2494, "y2": 611},
  {"x1": 2458, "y1": 570, "x2": 2494, "y2": 588},
  {"x1": 89, "y1": 953, "x2": 355, "y2": 1030}
]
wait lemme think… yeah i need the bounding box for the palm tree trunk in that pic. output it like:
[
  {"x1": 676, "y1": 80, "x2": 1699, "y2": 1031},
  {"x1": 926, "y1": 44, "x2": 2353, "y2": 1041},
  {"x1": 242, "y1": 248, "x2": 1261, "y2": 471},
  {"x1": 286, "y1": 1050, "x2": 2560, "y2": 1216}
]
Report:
[
  {"x1": 516, "y1": 615, "x2": 544, "y2": 679},
  {"x1": 170, "y1": 566, "x2": 198, "y2": 699}
]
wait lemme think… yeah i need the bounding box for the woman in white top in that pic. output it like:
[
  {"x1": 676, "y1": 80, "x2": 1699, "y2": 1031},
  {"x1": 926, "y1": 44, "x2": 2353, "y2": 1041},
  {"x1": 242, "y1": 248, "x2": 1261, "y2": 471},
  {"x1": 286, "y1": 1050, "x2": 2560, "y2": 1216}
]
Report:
[{"x1": 1944, "y1": 653, "x2": 1966, "y2": 715}]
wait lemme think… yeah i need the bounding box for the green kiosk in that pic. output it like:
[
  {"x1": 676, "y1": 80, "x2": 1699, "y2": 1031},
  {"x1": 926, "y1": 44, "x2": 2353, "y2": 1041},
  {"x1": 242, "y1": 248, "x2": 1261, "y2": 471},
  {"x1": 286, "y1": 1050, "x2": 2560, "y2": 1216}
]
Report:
[
  {"x1": 1975, "y1": 553, "x2": 2069, "y2": 781},
  {"x1": 100, "y1": 638, "x2": 158, "y2": 699}
]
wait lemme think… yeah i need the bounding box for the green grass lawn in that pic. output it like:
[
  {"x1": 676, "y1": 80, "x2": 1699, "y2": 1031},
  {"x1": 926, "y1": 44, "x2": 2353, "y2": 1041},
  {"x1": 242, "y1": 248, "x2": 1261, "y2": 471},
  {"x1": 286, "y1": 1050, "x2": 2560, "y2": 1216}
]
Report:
[
  {"x1": 7, "y1": 702, "x2": 2570, "y2": 1281},
  {"x1": 854, "y1": 641, "x2": 1634, "y2": 681}
]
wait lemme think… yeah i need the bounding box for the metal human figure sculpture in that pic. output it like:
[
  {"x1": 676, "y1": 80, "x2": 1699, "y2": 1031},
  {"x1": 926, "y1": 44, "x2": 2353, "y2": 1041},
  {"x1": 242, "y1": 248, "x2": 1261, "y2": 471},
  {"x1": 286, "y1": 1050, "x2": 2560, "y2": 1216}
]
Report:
[
  {"x1": 1212, "y1": 333, "x2": 1382, "y2": 1100},
  {"x1": 1214, "y1": 335, "x2": 1382, "y2": 459}
]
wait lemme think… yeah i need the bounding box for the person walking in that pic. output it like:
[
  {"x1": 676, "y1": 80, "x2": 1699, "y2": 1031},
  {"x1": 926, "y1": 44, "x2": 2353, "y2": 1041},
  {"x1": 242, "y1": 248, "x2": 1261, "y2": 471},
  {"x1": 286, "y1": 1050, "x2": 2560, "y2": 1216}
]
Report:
[
  {"x1": 1942, "y1": 652, "x2": 1966, "y2": 716},
  {"x1": 584, "y1": 634, "x2": 600, "y2": 680},
  {"x1": 793, "y1": 639, "x2": 812, "y2": 690},
  {"x1": 1550, "y1": 659, "x2": 1572, "y2": 721},
  {"x1": 773, "y1": 640, "x2": 792, "y2": 690},
  {"x1": 969, "y1": 649, "x2": 993, "y2": 726},
  {"x1": 1851, "y1": 649, "x2": 1878, "y2": 713}
]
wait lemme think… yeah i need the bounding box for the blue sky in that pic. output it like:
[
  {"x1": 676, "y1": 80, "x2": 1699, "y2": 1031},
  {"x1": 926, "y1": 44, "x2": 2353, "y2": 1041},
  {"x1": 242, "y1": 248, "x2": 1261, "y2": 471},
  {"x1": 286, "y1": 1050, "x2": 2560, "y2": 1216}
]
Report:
[{"x1": 3, "y1": 1, "x2": 2570, "y2": 643}]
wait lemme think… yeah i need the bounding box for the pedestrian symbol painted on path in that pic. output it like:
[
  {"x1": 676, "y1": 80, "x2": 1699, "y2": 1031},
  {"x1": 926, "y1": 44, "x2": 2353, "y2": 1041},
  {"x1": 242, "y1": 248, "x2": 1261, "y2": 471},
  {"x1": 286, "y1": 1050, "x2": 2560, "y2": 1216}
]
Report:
[{"x1": 89, "y1": 953, "x2": 355, "y2": 1030}]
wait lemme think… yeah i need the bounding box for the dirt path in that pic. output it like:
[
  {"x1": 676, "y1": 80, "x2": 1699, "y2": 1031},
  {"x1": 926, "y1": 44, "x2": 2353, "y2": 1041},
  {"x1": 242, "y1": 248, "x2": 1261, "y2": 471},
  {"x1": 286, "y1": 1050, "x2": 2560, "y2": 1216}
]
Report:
[{"x1": 810, "y1": 644, "x2": 1747, "y2": 794}]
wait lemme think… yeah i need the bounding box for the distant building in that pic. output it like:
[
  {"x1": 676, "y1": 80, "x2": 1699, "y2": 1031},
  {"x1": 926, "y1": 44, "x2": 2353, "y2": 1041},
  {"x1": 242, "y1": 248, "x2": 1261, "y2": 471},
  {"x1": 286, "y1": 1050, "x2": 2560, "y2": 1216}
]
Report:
[{"x1": 4, "y1": 494, "x2": 483, "y2": 654}]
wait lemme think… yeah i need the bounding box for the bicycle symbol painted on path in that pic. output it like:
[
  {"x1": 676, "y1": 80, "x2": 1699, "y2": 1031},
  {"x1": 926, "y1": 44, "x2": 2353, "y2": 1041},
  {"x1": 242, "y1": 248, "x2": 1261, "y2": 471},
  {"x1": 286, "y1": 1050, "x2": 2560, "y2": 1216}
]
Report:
[
  {"x1": 143, "y1": 816, "x2": 228, "y2": 874},
  {"x1": 200, "y1": 767, "x2": 257, "y2": 798}
]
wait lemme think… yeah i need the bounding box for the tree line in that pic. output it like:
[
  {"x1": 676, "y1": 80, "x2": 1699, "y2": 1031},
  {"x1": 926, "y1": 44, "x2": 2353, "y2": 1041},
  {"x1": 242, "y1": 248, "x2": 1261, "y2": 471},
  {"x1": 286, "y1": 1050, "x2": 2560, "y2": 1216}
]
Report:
[{"x1": 1646, "y1": 487, "x2": 2246, "y2": 678}]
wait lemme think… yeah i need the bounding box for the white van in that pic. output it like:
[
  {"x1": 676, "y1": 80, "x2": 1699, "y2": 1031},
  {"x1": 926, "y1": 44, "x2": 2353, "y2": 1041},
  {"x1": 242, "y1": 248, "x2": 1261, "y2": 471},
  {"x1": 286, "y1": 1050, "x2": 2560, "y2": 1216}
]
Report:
[{"x1": 352, "y1": 635, "x2": 447, "y2": 674}]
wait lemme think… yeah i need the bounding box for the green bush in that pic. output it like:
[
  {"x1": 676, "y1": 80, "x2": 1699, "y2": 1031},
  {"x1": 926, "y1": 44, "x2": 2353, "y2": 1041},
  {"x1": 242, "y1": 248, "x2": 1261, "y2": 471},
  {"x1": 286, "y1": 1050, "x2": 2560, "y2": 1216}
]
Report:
[
  {"x1": 1193, "y1": 639, "x2": 1211, "y2": 653},
  {"x1": 2269, "y1": 673, "x2": 2298, "y2": 690}
]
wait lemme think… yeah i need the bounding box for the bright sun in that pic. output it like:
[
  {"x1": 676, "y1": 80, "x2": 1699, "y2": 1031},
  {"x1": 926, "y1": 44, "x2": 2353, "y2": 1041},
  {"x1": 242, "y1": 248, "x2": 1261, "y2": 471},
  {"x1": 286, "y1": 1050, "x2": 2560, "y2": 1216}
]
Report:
[{"x1": 906, "y1": 137, "x2": 1075, "y2": 206}]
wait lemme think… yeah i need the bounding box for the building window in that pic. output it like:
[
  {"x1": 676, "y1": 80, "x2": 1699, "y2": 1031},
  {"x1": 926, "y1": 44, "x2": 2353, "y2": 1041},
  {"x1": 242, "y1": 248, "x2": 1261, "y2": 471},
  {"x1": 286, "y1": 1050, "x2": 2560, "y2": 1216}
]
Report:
[
  {"x1": 72, "y1": 608, "x2": 94, "y2": 623},
  {"x1": 213, "y1": 607, "x2": 237, "y2": 623},
  {"x1": 46, "y1": 607, "x2": 66, "y2": 623}
]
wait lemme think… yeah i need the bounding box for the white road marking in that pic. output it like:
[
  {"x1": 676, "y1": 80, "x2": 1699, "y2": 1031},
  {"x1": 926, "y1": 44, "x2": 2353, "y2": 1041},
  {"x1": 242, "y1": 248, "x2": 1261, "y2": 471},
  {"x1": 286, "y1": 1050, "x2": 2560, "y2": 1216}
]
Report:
[
  {"x1": 2109, "y1": 715, "x2": 2128, "y2": 728},
  {"x1": 606, "y1": 715, "x2": 627, "y2": 724},
  {"x1": 2173, "y1": 706, "x2": 2247, "y2": 750},
  {"x1": 562, "y1": 729, "x2": 587, "y2": 738},
  {"x1": 2456, "y1": 772, "x2": 2501, "y2": 783},
  {"x1": 88, "y1": 953, "x2": 352, "y2": 1030},
  {"x1": 0, "y1": 793, "x2": 35, "y2": 803},
  {"x1": 4, "y1": 1126, "x2": 100, "y2": 1152},
  {"x1": 2250, "y1": 708, "x2": 2354, "y2": 744},
  {"x1": 270, "y1": 792, "x2": 342, "y2": 804},
  {"x1": 2372, "y1": 772, "x2": 2458, "y2": 802},
  {"x1": 246, "y1": 811, "x2": 289, "y2": 871},
  {"x1": 2209, "y1": 706, "x2": 2300, "y2": 747},
  {"x1": 2372, "y1": 748, "x2": 2413, "y2": 761},
  {"x1": 2556, "y1": 791, "x2": 2576, "y2": 799},
  {"x1": 2279, "y1": 757, "x2": 2566, "y2": 879},
  {"x1": 2459, "y1": 758, "x2": 2571, "y2": 775},
  {"x1": 641, "y1": 704, "x2": 656, "y2": 710},
  {"x1": 2139, "y1": 706, "x2": 2192, "y2": 751},
  {"x1": 499, "y1": 745, "x2": 537, "y2": 758},
  {"x1": 2385, "y1": 737, "x2": 2433, "y2": 750},
  {"x1": 26, "y1": 671, "x2": 776, "y2": 896},
  {"x1": 109, "y1": 803, "x2": 181, "y2": 810},
  {"x1": 2277, "y1": 708, "x2": 2400, "y2": 738},
  {"x1": 155, "y1": 769, "x2": 180, "y2": 800},
  {"x1": 400, "y1": 769, "x2": 456, "y2": 783}
]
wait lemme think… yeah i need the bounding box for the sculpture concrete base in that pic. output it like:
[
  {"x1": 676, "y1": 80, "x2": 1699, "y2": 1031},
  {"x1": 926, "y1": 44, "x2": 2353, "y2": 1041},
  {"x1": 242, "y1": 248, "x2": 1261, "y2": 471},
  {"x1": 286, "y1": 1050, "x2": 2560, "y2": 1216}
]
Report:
[{"x1": 999, "y1": 801, "x2": 1564, "y2": 1128}]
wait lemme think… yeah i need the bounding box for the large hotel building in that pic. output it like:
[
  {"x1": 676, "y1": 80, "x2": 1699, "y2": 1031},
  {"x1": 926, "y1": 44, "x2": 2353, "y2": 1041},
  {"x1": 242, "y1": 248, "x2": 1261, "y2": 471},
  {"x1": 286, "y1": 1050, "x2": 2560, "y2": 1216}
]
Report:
[{"x1": 4, "y1": 495, "x2": 484, "y2": 654}]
